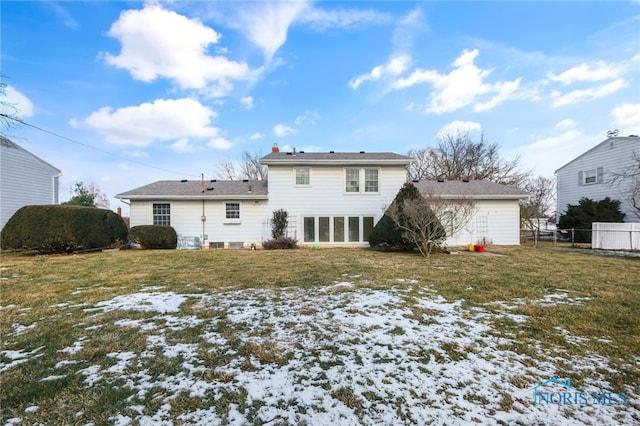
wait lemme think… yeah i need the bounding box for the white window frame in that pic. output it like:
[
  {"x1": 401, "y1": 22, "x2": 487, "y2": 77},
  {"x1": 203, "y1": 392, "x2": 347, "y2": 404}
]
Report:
[
  {"x1": 295, "y1": 167, "x2": 311, "y2": 186},
  {"x1": 583, "y1": 169, "x2": 597, "y2": 185},
  {"x1": 152, "y1": 203, "x2": 171, "y2": 225},
  {"x1": 225, "y1": 202, "x2": 241, "y2": 224},
  {"x1": 345, "y1": 168, "x2": 360, "y2": 193},
  {"x1": 364, "y1": 168, "x2": 379, "y2": 193}
]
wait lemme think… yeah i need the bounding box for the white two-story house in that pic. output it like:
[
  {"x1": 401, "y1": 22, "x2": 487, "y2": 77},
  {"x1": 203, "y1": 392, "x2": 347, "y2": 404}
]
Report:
[
  {"x1": 116, "y1": 146, "x2": 527, "y2": 248},
  {"x1": 1, "y1": 137, "x2": 62, "y2": 230},
  {"x1": 555, "y1": 135, "x2": 640, "y2": 222}
]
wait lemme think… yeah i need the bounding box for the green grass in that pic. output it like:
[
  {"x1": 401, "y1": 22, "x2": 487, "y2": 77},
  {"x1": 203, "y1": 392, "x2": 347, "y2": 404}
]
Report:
[{"x1": 1, "y1": 246, "x2": 639, "y2": 423}]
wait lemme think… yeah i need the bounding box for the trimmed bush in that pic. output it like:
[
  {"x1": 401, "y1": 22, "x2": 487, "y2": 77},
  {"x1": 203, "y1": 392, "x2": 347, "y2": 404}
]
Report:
[
  {"x1": 128, "y1": 225, "x2": 177, "y2": 249},
  {"x1": 262, "y1": 236, "x2": 298, "y2": 250},
  {"x1": 1, "y1": 205, "x2": 128, "y2": 253},
  {"x1": 558, "y1": 197, "x2": 625, "y2": 243}
]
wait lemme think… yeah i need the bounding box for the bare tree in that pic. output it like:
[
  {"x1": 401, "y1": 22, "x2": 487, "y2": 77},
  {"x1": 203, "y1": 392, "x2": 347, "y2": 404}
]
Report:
[
  {"x1": 520, "y1": 175, "x2": 556, "y2": 231},
  {"x1": 1, "y1": 75, "x2": 21, "y2": 137},
  {"x1": 385, "y1": 189, "x2": 476, "y2": 257},
  {"x1": 240, "y1": 151, "x2": 268, "y2": 181},
  {"x1": 609, "y1": 150, "x2": 640, "y2": 219},
  {"x1": 408, "y1": 130, "x2": 530, "y2": 187},
  {"x1": 215, "y1": 159, "x2": 239, "y2": 180},
  {"x1": 215, "y1": 151, "x2": 268, "y2": 181}
]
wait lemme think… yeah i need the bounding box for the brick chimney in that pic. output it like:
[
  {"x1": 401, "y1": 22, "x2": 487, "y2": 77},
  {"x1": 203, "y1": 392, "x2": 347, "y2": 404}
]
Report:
[{"x1": 272, "y1": 143, "x2": 279, "y2": 153}]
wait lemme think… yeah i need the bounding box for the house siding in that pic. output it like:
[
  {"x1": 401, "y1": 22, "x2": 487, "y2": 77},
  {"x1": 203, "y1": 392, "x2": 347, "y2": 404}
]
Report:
[
  {"x1": 1, "y1": 140, "x2": 61, "y2": 230},
  {"x1": 265, "y1": 165, "x2": 407, "y2": 245},
  {"x1": 556, "y1": 137, "x2": 640, "y2": 222},
  {"x1": 444, "y1": 200, "x2": 521, "y2": 246},
  {"x1": 129, "y1": 199, "x2": 267, "y2": 248}
]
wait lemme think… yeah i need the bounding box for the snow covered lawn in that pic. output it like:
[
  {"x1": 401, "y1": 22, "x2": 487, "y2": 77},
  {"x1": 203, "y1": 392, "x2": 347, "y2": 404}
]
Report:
[{"x1": 3, "y1": 276, "x2": 637, "y2": 425}]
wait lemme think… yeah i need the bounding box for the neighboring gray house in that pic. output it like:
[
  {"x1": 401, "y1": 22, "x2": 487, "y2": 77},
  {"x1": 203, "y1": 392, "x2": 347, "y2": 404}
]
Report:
[
  {"x1": 117, "y1": 147, "x2": 528, "y2": 248},
  {"x1": 1, "y1": 137, "x2": 62, "y2": 230},
  {"x1": 555, "y1": 135, "x2": 640, "y2": 222}
]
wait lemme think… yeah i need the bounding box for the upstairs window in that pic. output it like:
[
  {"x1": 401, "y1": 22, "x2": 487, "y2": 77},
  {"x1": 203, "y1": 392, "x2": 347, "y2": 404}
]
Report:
[
  {"x1": 580, "y1": 167, "x2": 603, "y2": 186},
  {"x1": 364, "y1": 168, "x2": 379, "y2": 193},
  {"x1": 584, "y1": 169, "x2": 596, "y2": 184},
  {"x1": 153, "y1": 203, "x2": 171, "y2": 225},
  {"x1": 345, "y1": 168, "x2": 360, "y2": 192},
  {"x1": 295, "y1": 168, "x2": 310, "y2": 186}
]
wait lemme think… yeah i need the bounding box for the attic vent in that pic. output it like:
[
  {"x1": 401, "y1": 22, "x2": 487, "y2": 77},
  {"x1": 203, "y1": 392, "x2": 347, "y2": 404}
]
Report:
[{"x1": 181, "y1": 179, "x2": 188, "y2": 183}]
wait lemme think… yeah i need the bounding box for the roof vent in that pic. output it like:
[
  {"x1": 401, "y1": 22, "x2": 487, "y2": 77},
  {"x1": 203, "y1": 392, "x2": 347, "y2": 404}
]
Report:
[
  {"x1": 206, "y1": 187, "x2": 214, "y2": 191},
  {"x1": 412, "y1": 179, "x2": 419, "y2": 183},
  {"x1": 181, "y1": 179, "x2": 188, "y2": 183},
  {"x1": 360, "y1": 150, "x2": 365, "y2": 153},
  {"x1": 329, "y1": 150, "x2": 335, "y2": 153},
  {"x1": 462, "y1": 178, "x2": 469, "y2": 182},
  {"x1": 437, "y1": 178, "x2": 445, "y2": 183},
  {"x1": 299, "y1": 150, "x2": 305, "y2": 153},
  {"x1": 629, "y1": 135, "x2": 638, "y2": 137},
  {"x1": 210, "y1": 179, "x2": 217, "y2": 182},
  {"x1": 242, "y1": 179, "x2": 249, "y2": 182},
  {"x1": 286, "y1": 152, "x2": 293, "y2": 156}
]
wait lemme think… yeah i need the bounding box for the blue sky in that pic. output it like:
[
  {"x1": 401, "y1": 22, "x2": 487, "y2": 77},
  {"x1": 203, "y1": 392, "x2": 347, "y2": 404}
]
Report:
[{"x1": 2, "y1": 1, "x2": 639, "y2": 212}]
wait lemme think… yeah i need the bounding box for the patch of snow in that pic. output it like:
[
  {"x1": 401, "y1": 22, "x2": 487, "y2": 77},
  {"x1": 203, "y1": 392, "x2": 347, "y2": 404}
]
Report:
[
  {"x1": 91, "y1": 292, "x2": 187, "y2": 314},
  {"x1": 24, "y1": 405, "x2": 38, "y2": 414}
]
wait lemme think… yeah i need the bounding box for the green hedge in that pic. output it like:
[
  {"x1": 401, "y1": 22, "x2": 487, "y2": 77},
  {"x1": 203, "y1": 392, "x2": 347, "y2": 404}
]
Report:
[
  {"x1": 1, "y1": 205, "x2": 128, "y2": 253},
  {"x1": 128, "y1": 225, "x2": 177, "y2": 249}
]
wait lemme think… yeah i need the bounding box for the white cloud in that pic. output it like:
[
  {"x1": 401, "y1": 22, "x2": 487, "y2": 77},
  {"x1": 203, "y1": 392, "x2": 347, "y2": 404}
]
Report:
[
  {"x1": 611, "y1": 103, "x2": 640, "y2": 134},
  {"x1": 392, "y1": 49, "x2": 521, "y2": 114},
  {"x1": 436, "y1": 121, "x2": 482, "y2": 139},
  {"x1": 82, "y1": 98, "x2": 221, "y2": 147},
  {"x1": 2, "y1": 85, "x2": 34, "y2": 118},
  {"x1": 349, "y1": 55, "x2": 411, "y2": 89},
  {"x1": 548, "y1": 61, "x2": 624, "y2": 85},
  {"x1": 517, "y1": 130, "x2": 584, "y2": 177},
  {"x1": 551, "y1": 78, "x2": 627, "y2": 107},
  {"x1": 226, "y1": 1, "x2": 309, "y2": 61},
  {"x1": 294, "y1": 110, "x2": 320, "y2": 126},
  {"x1": 125, "y1": 149, "x2": 149, "y2": 158},
  {"x1": 102, "y1": 5, "x2": 256, "y2": 95},
  {"x1": 171, "y1": 138, "x2": 196, "y2": 153},
  {"x1": 208, "y1": 137, "x2": 232, "y2": 150},
  {"x1": 555, "y1": 119, "x2": 577, "y2": 130},
  {"x1": 299, "y1": 5, "x2": 392, "y2": 31},
  {"x1": 250, "y1": 133, "x2": 264, "y2": 140},
  {"x1": 273, "y1": 124, "x2": 297, "y2": 137},
  {"x1": 240, "y1": 96, "x2": 254, "y2": 110}
]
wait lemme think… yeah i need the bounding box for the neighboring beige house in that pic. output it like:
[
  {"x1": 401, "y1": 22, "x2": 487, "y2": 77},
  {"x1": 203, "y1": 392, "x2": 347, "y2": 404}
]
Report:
[
  {"x1": 116, "y1": 147, "x2": 528, "y2": 248},
  {"x1": 555, "y1": 135, "x2": 640, "y2": 222},
  {"x1": 1, "y1": 137, "x2": 61, "y2": 230}
]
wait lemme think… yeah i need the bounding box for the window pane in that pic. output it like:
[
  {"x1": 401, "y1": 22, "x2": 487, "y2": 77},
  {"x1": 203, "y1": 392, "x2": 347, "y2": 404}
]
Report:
[
  {"x1": 333, "y1": 217, "x2": 344, "y2": 242},
  {"x1": 296, "y1": 168, "x2": 310, "y2": 185},
  {"x1": 345, "y1": 168, "x2": 359, "y2": 192},
  {"x1": 226, "y1": 203, "x2": 240, "y2": 219},
  {"x1": 304, "y1": 217, "x2": 315, "y2": 242},
  {"x1": 319, "y1": 217, "x2": 330, "y2": 242},
  {"x1": 584, "y1": 169, "x2": 596, "y2": 184},
  {"x1": 153, "y1": 203, "x2": 170, "y2": 225},
  {"x1": 348, "y1": 216, "x2": 359, "y2": 242},
  {"x1": 364, "y1": 168, "x2": 378, "y2": 192},
  {"x1": 363, "y1": 217, "x2": 374, "y2": 241}
]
